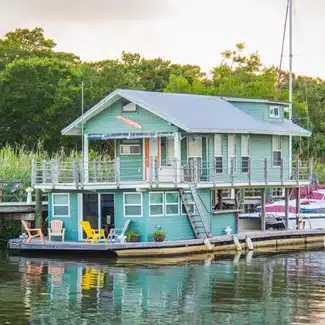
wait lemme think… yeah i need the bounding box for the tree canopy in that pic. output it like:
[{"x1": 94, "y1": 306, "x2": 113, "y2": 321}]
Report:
[{"x1": 0, "y1": 28, "x2": 323, "y2": 162}]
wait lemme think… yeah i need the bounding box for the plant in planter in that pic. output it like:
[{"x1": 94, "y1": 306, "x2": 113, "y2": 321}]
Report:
[
  {"x1": 126, "y1": 231, "x2": 141, "y2": 242},
  {"x1": 153, "y1": 229, "x2": 165, "y2": 242}
]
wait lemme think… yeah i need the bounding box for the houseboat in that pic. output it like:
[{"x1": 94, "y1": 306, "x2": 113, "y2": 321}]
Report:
[{"x1": 10, "y1": 89, "x2": 318, "y2": 256}]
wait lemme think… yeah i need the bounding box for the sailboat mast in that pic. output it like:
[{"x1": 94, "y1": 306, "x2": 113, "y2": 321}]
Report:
[{"x1": 288, "y1": 0, "x2": 293, "y2": 171}]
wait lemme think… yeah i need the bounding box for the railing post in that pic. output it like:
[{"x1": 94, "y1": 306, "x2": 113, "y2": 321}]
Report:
[
  {"x1": 248, "y1": 157, "x2": 251, "y2": 186},
  {"x1": 51, "y1": 159, "x2": 58, "y2": 187},
  {"x1": 280, "y1": 158, "x2": 284, "y2": 185},
  {"x1": 115, "y1": 157, "x2": 120, "y2": 187},
  {"x1": 309, "y1": 159, "x2": 313, "y2": 183},
  {"x1": 93, "y1": 160, "x2": 97, "y2": 183},
  {"x1": 193, "y1": 157, "x2": 198, "y2": 184},
  {"x1": 31, "y1": 159, "x2": 36, "y2": 188},
  {"x1": 296, "y1": 159, "x2": 300, "y2": 185},
  {"x1": 72, "y1": 160, "x2": 79, "y2": 189},
  {"x1": 150, "y1": 156, "x2": 156, "y2": 185},
  {"x1": 79, "y1": 159, "x2": 84, "y2": 189},
  {"x1": 264, "y1": 158, "x2": 268, "y2": 185},
  {"x1": 42, "y1": 160, "x2": 47, "y2": 183},
  {"x1": 189, "y1": 159, "x2": 194, "y2": 184},
  {"x1": 173, "y1": 158, "x2": 178, "y2": 185},
  {"x1": 231, "y1": 157, "x2": 235, "y2": 186}
]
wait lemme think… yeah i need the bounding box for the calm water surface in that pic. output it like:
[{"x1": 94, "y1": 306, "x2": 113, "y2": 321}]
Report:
[{"x1": 1, "y1": 249, "x2": 325, "y2": 325}]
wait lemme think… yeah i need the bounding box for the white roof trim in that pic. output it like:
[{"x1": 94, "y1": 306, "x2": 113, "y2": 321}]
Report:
[{"x1": 222, "y1": 97, "x2": 290, "y2": 106}]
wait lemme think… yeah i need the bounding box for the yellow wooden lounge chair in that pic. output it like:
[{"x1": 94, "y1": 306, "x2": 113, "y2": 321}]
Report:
[{"x1": 80, "y1": 221, "x2": 106, "y2": 243}]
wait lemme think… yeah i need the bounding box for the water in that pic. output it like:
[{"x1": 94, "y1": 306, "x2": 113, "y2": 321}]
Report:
[{"x1": 1, "y1": 250, "x2": 325, "y2": 325}]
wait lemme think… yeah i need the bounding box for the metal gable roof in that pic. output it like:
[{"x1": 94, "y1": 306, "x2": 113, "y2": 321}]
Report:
[
  {"x1": 62, "y1": 89, "x2": 311, "y2": 137},
  {"x1": 117, "y1": 89, "x2": 311, "y2": 137}
]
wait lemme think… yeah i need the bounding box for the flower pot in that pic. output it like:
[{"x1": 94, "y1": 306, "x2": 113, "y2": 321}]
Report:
[
  {"x1": 154, "y1": 235, "x2": 165, "y2": 242},
  {"x1": 127, "y1": 235, "x2": 140, "y2": 242}
]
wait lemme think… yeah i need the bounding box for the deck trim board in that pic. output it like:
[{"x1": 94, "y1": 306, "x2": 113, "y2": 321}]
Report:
[{"x1": 8, "y1": 229, "x2": 325, "y2": 256}]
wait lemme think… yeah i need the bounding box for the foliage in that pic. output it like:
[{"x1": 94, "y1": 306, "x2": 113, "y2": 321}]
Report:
[
  {"x1": 153, "y1": 230, "x2": 165, "y2": 241},
  {"x1": 0, "y1": 27, "x2": 325, "y2": 177},
  {"x1": 0, "y1": 220, "x2": 21, "y2": 243}
]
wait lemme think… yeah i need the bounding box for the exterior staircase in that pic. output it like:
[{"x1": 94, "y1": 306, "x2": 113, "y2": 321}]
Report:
[{"x1": 179, "y1": 184, "x2": 212, "y2": 239}]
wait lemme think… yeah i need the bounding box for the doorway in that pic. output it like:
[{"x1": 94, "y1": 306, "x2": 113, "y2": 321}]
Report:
[{"x1": 82, "y1": 193, "x2": 115, "y2": 239}]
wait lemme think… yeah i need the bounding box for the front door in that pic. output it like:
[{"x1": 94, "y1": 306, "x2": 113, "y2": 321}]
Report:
[
  {"x1": 82, "y1": 193, "x2": 115, "y2": 239},
  {"x1": 144, "y1": 137, "x2": 160, "y2": 180}
]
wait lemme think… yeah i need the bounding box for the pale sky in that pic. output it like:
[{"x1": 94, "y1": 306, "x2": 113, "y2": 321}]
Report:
[{"x1": 1, "y1": 0, "x2": 324, "y2": 78}]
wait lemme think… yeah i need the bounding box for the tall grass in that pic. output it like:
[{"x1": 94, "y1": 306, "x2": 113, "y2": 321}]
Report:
[{"x1": 0, "y1": 144, "x2": 110, "y2": 180}]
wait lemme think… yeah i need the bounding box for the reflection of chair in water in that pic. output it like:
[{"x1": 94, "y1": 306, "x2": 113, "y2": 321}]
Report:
[
  {"x1": 48, "y1": 265, "x2": 65, "y2": 283},
  {"x1": 81, "y1": 267, "x2": 105, "y2": 290},
  {"x1": 23, "y1": 262, "x2": 44, "y2": 281},
  {"x1": 80, "y1": 221, "x2": 106, "y2": 243}
]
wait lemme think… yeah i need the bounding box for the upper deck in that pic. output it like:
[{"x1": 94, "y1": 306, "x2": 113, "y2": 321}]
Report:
[{"x1": 31, "y1": 157, "x2": 311, "y2": 190}]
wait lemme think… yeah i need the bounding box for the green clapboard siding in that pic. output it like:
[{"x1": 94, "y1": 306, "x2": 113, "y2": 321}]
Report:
[
  {"x1": 231, "y1": 102, "x2": 284, "y2": 122},
  {"x1": 116, "y1": 139, "x2": 144, "y2": 182},
  {"x1": 211, "y1": 212, "x2": 236, "y2": 236},
  {"x1": 84, "y1": 100, "x2": 178, "y2": 134},
  {"x1": 48, "y1": 191, "x2": 79, "y2": 241}
]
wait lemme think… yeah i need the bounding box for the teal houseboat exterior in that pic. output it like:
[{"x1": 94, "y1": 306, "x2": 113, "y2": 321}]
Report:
[{"x1": 31, "y1": 89, "x2": 311, "y2": 243}]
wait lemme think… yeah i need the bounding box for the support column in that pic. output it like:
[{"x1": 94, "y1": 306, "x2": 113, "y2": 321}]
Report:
[
  {"x1": 296, "y1": 187, "x2": 301, "y2": 230},
  {"x1": 217, "y1": 189, "x2": 223, "y2": 210},
  {"x1": 35, "y1": 189, "x2": 42, "y2": 229},
  {"x1": 174, "y1": 132, "x2": 181, "y2": 184},
  {"x1": 83, "y1": 134, "x2": 89, "y2": 183},
  {"x1": 285, "y1": 188, "x2": 289, "y2": 230},
  {"x1": 261, "y1": 189, "x2": 266, "y2": 231},
  {"x1": 234, "y1": 189, "x2": 239, "y2": 233}
]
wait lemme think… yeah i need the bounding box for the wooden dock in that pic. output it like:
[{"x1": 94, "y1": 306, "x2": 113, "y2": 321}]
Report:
[{"x1": 8, "y1": 229, "x2": 325, "y2": 258}]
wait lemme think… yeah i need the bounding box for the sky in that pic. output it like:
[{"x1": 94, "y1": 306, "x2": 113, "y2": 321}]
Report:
[{"x1": 0, "y1": 0, "x2": 324, "y2": 78}]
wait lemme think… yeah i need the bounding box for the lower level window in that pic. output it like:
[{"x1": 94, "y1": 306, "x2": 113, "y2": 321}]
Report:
[
  {"x1": 149, "y1": 192, "x2": 164, "y2": 216},
  {"x1": 52, "y1": 193, "x2": 70, "y2": 217},
  {"x1": 124, "y1": 193, "x2": 142, "y2": 217},
  {"x1": 165, "y1": 192, "x2": 179, "y2": 215}
]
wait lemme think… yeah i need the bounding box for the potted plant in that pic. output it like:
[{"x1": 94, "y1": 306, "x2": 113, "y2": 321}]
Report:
[
  {"x1": 153, "y1": 229, "x2": 165, "y2": 242},
  {"x1": 126, "y1": 231, "x2": 141, "y2": 242}
]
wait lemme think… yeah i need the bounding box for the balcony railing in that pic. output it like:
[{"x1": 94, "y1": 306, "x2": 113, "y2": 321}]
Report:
[{"x1": 31, "y1": 157, "x2": 312, "y2": 188}]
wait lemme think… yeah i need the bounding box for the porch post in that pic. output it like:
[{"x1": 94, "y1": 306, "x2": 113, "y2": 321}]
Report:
[
  {"x1": 285, "y1": 188, "x2": 289, "y2": 230},
  {"x1": 83, "y1": 134, "x2": 89, "y2": 183},
  {"x1": 174, "y1": 132, "x2": 181, "y2": 184},
  {"x1": 296, "y1": 187, "x2": 301, "y2": 229},
  {"x1": 261, "y1": 188, "x2": 266, "y2": 231}
]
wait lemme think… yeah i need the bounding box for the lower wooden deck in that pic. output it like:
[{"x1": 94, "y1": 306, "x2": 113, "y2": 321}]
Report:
[{"x1": 8, "y1": 229, "x2": 325, "y2": 258}]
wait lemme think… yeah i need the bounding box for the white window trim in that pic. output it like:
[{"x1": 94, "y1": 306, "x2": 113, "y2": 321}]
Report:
[
  {"x1": 215, "y1": 156, "x2": 223, "y2": 174},
  {"x1": 165, "y1": 191, "x2": 180, "y2": 216},
  {"x1": 214, "y1": 134, "x2": 223, "y2": 174},
  {"x1": 181, "y1": 201, "x2": 196, "y2": 215},
  {"x1": 120, "y1": 144, "x2": 141, "y2": 156},
  {"x1": 228, "y1": 134, "x2": 237, "y2": 175},
  {"x1": 52, "y1": 193, "x2": 70, "y2": 218},
  {"x1": 241, "y1": 135, "x2": 250, "y2": 174},
  {"x1": 149, "y1": 192, "x2": 164, "y2": 217},
  {"x1": 123, "y1": 192, "x2": 143, "y2": 217},
  {"x1": 272, "y1": 135, "x2": 282, "y2": 168},
  {"x1": 269, "y1": 106, "x2": 280, "y2": 118}
]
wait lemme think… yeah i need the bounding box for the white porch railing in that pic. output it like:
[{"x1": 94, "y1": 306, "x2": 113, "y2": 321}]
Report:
[{"x1": 31, "y1": 157, "x2": 312, "y2": 188}]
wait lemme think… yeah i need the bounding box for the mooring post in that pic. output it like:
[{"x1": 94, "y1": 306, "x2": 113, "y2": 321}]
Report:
[
  {"x1": 285, "y1": 188, "x2": 289, "y2": 230},
  {"x1": 234, "y1": 189, "x2": 239, "y2": 233},
  {"x1": 35, "y1": 189, "x2": 43, "y2": 229},
  {"x1": 296, "y1": 187, "x2": 301, "y2": 229},
  {"x1": 261, "y1": 189, "x2": 266, "y2": 231}
]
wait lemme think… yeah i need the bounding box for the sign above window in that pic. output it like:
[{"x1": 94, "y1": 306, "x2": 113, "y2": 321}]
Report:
[{"x1": 269, "y1": 106, "x2": 280, "y2": 118}]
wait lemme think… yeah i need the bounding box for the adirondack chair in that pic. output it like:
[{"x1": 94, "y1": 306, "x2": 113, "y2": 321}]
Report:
[
  {"x1": 48, "y1": 220, "x2": 66, "y2": 241},
  {"x1": 107, "y1": 220, "x2": 131, "y2": 243},
  {"x1": 21, "y1": 220, "x2": 45, "y2": 243},
  {"x1": 80, "y1": 221, "x2": 106, "y2": 243}
]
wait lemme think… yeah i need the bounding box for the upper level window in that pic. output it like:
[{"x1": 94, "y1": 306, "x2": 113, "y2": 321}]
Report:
[
  {"x1": 272, "y1": 135, "x2": 282, "y2": 167},
  {"x1": 120, "y1": 144, "x2": 140, "y2": 155},
  {"x1": 214, "y1": 134, "x2": 223, "y2": 174},
  {"x1": 228, "y1": 134, "x2": 237, "y2": 174},
  {"x1": 241, "y1": 135, "x2": 250, "y2": 173},
  {"x1": 122, "y1": 102, "x2": 137, "y2": 112},
  {"x1": 269, "y1": 106, "x2": 280, "y2": 118},
  {"x1": 124, "y1": 193, "x2": 142, "y2": 217}
]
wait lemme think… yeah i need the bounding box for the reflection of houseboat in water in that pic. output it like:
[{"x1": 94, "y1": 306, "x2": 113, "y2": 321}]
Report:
[{"x1": 12, "y1": 252, "x2": 325, "y2": 325}]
